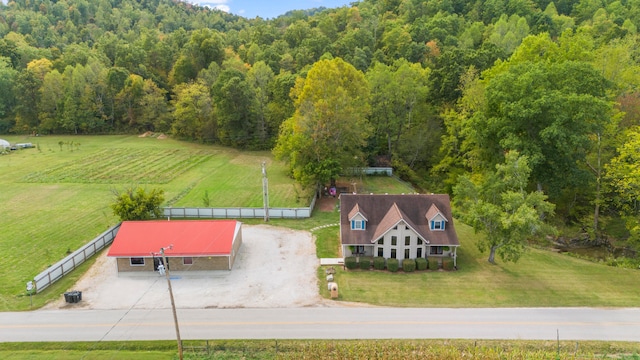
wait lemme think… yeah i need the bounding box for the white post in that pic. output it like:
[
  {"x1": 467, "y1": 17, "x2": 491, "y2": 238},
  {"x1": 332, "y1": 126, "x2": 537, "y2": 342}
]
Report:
[{"x1": 262, "y1": 161, "x2": 269, "y2": 222}]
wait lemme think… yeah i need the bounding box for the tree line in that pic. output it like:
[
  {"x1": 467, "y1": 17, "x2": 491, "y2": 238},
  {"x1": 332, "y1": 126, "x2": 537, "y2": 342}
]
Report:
[{"x1": 1, "y1": 0, "x2": 640, "y2": 257}]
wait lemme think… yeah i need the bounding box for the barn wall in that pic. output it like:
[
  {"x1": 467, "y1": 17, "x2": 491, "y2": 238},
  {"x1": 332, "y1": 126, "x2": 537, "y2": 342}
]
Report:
[{"x1": 229, "y1": 226, "x2": 243, "y2": 269}]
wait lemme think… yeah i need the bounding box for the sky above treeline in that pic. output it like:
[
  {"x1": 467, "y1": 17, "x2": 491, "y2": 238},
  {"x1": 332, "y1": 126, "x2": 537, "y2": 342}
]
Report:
[{"x1": 190, "y1": 0, "x2": 356, "y2": 19}]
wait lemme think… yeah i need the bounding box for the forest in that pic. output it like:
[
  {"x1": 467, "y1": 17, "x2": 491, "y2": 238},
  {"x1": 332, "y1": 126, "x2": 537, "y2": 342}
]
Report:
[{"x1": 1, "y1": 0, "x2": 639, "y2": 257}]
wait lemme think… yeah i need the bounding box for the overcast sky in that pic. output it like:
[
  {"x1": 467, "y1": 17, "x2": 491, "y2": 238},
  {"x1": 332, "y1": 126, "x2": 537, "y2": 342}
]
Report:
[{"x1": 191, "y1": 0, "x2": 355, "y2": 19}]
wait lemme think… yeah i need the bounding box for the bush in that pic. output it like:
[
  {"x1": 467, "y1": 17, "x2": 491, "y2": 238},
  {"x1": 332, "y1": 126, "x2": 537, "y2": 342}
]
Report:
[
  {"x1": 373, "y1": 257, "x2": 386, "y2": 270},
  {"x1": 387, "y1": 258, "x2": 399, "y2": 272},
  {"x1": 443, "y1": 258, "x2": 454, "y2": 270},
  {"x1": 428, "y1": 257, "x2": 440, "y2": 270},
  {"x1": 359, "y1": 257, "x2": 371, "y2": 270},
  {"x1": 402, "y1": 259, "x2": 416, "y2": 272},
  {"x1": 345, "y1": 256, "x2": 358, "y2": 270},
  {"x1": 416, "y1": 258, "x2": 428, "y2": 270}
]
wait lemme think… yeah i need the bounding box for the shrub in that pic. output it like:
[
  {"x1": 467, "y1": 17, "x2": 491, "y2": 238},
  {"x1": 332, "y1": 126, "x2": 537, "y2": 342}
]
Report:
[
  {"x1": 359, "y1": 257, "x2": 371, "y2": 270},
  {"x1": 387, "y1": 258, "x2": 399, "y2": 272},
  {"x1": 402, "y1": 259, "x2": 416, "y2": 272},
  {"x1": 373, "y1": 257, "x2": 386, "y2": 270},
  {"x1": 345, "y1": 256, "x2": 358, "y2": 270},
  {"x1": 443, "y1": 258, "x2": 454, "y2": 270},
  {"x1": 428, "y1": 257, "x2": 440, "y2": 270},
  {"x1": 416, "y1": 258, "x2": 428, "y2": 271}
]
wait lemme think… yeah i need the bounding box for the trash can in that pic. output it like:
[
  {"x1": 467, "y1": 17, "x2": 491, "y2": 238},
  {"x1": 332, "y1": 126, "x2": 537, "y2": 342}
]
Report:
[{"x1": 64, "y1": 291, "x2": 82, "y2": 303}]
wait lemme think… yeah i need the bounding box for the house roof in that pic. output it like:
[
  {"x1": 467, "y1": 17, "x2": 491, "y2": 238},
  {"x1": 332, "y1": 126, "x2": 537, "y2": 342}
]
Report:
[
  {"x1": 340, "y1": 194, "x2": 459, "y2": 246},
  {"x1": 107, "y1": 220, "x2": 240, "y2": 257}
]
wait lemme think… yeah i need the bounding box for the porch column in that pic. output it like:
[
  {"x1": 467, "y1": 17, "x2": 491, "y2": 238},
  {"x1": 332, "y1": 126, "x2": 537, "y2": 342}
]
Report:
[{"x1": 453, "y1": 247, "x2": 457, "y2": 268}]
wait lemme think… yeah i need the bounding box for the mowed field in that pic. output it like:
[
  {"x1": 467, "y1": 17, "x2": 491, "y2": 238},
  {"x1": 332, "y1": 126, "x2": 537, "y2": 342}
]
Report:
[{"x1": 0, "y1": 135, "x2": 306, "y2": 311}]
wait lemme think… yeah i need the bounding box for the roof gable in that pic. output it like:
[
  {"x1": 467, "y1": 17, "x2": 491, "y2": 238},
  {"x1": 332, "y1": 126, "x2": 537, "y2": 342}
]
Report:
[
  {"x1": 348, "y1": 203, "x2": 368, "y2": 222},
  {"x1": 426, "y1": 203, "x2": 448, "y2": 222},
  {"x1": 107, "y1": 220, "x2": 240, "y2": 257}
]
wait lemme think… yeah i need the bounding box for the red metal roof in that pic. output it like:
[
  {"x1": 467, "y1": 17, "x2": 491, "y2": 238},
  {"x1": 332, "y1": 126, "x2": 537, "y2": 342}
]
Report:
[{"x1": 107, "y1": 220, "x2": 240, "y2": 257}]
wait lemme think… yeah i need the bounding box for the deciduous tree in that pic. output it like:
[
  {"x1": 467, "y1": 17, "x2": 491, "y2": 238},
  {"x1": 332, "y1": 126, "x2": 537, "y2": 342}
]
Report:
[
  {"x1": 111, "y1": 187, "x2": 165, "y2": 221},
  {"x1": 454, "y1": 151, "x2": 556, "y2": 264},
  {"x1": 273, "y1": 58, "x2": 370, "y2": 187}
]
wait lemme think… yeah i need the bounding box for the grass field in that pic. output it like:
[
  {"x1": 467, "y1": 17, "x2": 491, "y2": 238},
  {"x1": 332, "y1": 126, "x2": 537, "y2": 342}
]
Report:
[
  {"x1": 0, "y1": 135, "x2": 309, "y2": 311},
  {"x1": 0, "y1": 339, "x2": 639, "y2": 359}
]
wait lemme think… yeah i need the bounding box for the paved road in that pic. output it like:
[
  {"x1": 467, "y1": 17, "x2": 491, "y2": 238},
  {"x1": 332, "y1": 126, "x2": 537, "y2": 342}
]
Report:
[{"x1": 1, "y1": 307, "x2": 639, "y2": 342}]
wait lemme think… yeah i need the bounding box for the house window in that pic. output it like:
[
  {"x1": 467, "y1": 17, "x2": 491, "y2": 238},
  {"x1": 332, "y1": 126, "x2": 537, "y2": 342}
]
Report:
[
  {"x1": 393, "y1": 225, "x2": 397, "y2": 230},
  {"x1": 377, "y1": 247, "x2": 383, "y2": 257},
  {"x1": 405, "y1": 226, "x2": 409, "y2": 230},
  {"x1": 130, "y1": 257, "x2": 145, "y2": 266},
  {"x1": 417, "y1": 248, "x2": 422, "y2": 258},
  {"x1": 391, "y1": 236, "x2": 397, "y2": 246},
  {"x1": 405, "y1": 236, "x2": 411, "y2": 246},
  {"x1": 417, "y1": 239, "x2": 423, "y2": 245},
  {"x1": 430, "y1": 246, "x2": 443, "y2": 255},
  {"x1": 378, "y1": 238, "x2": 384, "y2": 245},
  {"x1": 352, "y1": 220, "x2": 365, "y2": 230},
  {"x1": 404, "y1": 249, "x2": 410, "y2": 259},
  {"x1": 391, "y1": 249, "x2": 396, "y2": 258},
  {"x1": 183, "y1": 257, "x2": 193, "y2": 265},
  {"x1": 431, "y1": 220, "x2": 445, "y2": 230}
]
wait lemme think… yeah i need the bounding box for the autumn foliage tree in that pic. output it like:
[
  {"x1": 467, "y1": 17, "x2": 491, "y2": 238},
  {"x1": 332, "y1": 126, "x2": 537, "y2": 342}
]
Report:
[{"x1": 274, "y1": 58, "x2": 371, "y2": 187}]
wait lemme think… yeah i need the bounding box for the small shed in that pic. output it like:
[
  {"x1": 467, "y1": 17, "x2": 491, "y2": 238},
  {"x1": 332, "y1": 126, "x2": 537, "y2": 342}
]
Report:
[{"x1": 107, "y1": 220, "x2": 243, "y2": 272}]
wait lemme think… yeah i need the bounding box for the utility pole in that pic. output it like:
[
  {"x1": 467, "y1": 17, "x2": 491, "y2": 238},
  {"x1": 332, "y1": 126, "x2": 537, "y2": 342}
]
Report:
[
  {"x1": 159, "y1": 246, "x2": 183, "y2": 360},
  {"x1": 262, "y1": 161, "x2": 269, "y2": 222}
]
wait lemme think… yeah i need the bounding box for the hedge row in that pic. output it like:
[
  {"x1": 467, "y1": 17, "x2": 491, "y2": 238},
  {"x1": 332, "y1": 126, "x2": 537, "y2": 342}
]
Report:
[{"x1": 344, "y1": 257, "x2": 452, "y2": 272}]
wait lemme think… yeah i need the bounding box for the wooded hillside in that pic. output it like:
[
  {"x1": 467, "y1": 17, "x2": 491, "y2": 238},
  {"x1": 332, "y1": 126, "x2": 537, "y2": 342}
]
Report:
[{"x1": 1, "y1": 0, "x2": 639, "y2": 251}]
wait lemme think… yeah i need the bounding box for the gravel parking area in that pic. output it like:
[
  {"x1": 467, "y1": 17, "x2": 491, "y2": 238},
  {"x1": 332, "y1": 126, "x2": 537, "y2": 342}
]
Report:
[{"x1": 44, "y1": 225, "x2": 324, "y2": 310}]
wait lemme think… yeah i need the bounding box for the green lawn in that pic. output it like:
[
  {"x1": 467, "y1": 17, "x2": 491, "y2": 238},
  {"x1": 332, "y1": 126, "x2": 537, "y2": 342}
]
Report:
[
  {"x1": 322, "y1": 222, "x2": 640, "y2": 307},
  {"x1": 0, "y1": 135, "x2": 307, "y2": 311}
]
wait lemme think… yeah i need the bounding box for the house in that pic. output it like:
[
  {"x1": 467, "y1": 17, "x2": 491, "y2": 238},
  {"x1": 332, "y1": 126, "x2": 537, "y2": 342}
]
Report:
[
  {"x1": 340, "y1": 194, "x2": 460, "y2": 267},
  {"x1": 107, "y1": 220, "x2": 242, "y2": 272}
]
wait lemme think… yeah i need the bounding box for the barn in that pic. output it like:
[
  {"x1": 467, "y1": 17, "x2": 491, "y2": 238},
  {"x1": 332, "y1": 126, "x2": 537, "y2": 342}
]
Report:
[{"x1": 107, "y1": 220, "x2": 243, "y2": 272}]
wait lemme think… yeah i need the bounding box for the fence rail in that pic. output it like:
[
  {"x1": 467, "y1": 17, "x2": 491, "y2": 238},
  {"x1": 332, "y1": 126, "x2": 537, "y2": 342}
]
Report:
[
  {"x1": 33, "y1": 223, "x2": 121, "y2": 293},
  {"x1": 165, "y1": 196, "x2": 317, "y2": 219}
]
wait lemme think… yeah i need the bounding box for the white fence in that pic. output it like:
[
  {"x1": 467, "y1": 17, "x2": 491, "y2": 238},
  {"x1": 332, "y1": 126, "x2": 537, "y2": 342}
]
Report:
[
  {"x1": 344, "y1": 167, "x2": 393, "y2": 176},
  {"x1": 164, "y1": 196, "x2": 317, "y2": 219},
  {"x1": 33, "y1": 223, "x2": 121, "y2": 293}
]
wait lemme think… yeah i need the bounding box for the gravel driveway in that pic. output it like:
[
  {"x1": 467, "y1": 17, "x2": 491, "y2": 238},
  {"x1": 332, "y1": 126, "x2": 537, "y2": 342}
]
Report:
[{"x1": 44, "y1": 225, "x2": 324, "y2": 310}]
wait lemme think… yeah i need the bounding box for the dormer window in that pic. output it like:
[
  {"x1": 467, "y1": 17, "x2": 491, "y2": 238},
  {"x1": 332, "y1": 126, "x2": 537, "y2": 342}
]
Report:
[
  {"x1": 426, "y1": 203, "x2": 448, "y2": 231},
  {"x1": 430, "y1": 220, "x2": 445, "y2": 231},
  {"x1": 351, "y1": 220, "x2": 366, "y2": 230}
]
